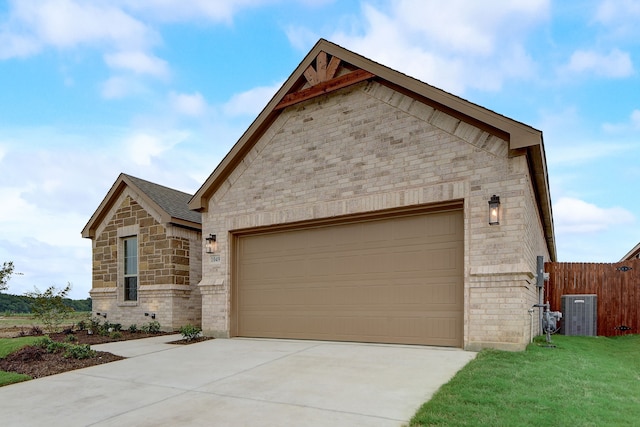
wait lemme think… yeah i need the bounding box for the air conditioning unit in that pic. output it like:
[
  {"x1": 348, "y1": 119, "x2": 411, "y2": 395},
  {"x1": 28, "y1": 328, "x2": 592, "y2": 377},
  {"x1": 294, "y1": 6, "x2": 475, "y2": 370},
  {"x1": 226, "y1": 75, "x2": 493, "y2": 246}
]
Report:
[{"x1": 561, "y1": 294, "x2": 597, "y2": 336}]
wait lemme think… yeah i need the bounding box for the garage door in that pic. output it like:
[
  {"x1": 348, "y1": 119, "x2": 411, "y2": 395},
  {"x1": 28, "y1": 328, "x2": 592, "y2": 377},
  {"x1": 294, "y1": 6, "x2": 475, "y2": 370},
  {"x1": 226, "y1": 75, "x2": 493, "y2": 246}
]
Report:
[{"x1": 234, "y1": 209, "x2": 463, "y2": 346}]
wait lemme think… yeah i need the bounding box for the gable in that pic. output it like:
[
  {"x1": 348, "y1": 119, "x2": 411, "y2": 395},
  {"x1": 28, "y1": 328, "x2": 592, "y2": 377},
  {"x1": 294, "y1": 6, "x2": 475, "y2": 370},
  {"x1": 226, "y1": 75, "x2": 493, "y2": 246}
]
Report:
[
  {"x1": 621, "y1": 242, "x2": 640, "y2": 261},
  {"x1": 190, "y1": 39, "x2": 543, "y2": 211},
  {"x1": 211, "y1": 81, "x2": 508, "y2": 217},
  {"x1": 189, "y1": 38, "x2": 555, "y2": 260},
  {"x1": 82, "y1": 173, "x2": 201, "y2": 239},
  {"x1": 93, "y1": 189, "x2": 164, "y2": 241}
]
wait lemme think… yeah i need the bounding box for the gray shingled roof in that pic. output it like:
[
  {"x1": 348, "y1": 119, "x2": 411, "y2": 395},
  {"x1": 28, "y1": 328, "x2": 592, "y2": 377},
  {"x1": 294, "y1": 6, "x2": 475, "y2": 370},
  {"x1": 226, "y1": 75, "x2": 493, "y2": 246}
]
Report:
[{"x1": 124, "y1": 174, "x2": 201, "y2": 225}]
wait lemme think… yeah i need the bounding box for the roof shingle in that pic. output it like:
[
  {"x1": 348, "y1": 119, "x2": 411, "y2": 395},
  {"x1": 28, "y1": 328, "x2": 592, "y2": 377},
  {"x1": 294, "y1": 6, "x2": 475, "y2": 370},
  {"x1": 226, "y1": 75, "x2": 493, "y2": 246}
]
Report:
[{"x1": 124, "y1": 174, "x2": 201, "y2": 225}]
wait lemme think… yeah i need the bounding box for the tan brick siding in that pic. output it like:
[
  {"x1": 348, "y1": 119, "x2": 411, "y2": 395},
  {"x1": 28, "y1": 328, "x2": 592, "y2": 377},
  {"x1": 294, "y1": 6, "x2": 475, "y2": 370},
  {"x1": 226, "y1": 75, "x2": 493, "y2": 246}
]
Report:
[{"x1": 201, "y1": 81, "x2": 550, "y2": 350}]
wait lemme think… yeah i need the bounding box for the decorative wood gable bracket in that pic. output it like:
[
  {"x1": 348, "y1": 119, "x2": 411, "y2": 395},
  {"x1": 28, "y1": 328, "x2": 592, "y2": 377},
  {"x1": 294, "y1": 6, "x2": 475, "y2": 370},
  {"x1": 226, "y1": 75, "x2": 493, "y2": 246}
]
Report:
[{"x1": 275, "y1": 51, "x2": 375, "y2": 110}]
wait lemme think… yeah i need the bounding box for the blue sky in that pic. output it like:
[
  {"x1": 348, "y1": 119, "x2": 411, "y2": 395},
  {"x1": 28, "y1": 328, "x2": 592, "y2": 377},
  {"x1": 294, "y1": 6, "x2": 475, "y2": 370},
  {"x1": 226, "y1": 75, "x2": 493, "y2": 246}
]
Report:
[{"x1": 0, "y1": 0, "x2": 638, "y2": 299}]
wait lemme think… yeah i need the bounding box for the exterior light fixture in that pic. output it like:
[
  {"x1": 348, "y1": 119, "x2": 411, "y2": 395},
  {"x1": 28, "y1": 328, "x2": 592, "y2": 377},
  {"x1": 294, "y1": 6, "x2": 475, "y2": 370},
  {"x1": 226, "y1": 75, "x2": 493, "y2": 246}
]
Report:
[
  {"x1": 489, "y1": 195, "x2": 500, "y2": 225},
  {"x1": 205, "y1": 234, "x2": 218, "y2": 254}
]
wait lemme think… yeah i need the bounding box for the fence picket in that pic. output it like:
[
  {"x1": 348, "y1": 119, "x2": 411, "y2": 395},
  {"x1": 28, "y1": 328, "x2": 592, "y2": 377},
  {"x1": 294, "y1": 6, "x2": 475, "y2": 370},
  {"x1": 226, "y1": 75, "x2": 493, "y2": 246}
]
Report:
[{"x1": 545, "y1": 260, "x2": 639, "y2": 336}]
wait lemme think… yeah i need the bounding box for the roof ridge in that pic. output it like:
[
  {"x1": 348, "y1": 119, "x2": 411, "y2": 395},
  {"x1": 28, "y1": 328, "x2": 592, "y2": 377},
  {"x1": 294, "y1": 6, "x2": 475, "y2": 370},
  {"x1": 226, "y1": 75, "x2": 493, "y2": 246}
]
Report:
[
  {"x1": 122, "y1": 173, "x2": 194, "y2": 197},
  {"x1": 123, "y1": 173, "x2": 201, "y2": 225}
]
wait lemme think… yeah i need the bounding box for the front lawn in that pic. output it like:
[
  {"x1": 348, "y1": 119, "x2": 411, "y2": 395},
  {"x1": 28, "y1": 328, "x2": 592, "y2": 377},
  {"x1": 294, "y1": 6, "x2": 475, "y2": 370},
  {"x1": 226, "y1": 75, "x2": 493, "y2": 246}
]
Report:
[
  {"x1": 0, "y1": 336, "x2": 42, "y2": 386},
  {"x1": 410, "y1": 335, "x2": 640, "y2": 426}
]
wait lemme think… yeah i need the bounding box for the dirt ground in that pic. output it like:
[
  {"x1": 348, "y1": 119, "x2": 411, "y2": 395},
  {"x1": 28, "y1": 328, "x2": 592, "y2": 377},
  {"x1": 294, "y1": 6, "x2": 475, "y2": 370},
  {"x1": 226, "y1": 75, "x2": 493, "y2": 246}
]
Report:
[{"x1": 0, "y1": 327, "x2": 211, "y2": 380}]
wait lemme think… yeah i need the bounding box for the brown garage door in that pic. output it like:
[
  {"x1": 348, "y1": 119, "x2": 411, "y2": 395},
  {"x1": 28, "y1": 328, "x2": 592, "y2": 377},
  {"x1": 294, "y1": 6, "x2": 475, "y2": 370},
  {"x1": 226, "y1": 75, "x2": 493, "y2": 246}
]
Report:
[{"x1": 234, "y1": 209, "x2": 464, "y2": 346}]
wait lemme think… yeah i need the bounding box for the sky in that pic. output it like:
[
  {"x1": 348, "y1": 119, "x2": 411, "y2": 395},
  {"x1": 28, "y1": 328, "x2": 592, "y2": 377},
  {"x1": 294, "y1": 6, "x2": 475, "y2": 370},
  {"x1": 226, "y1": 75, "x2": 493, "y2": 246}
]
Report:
[{"x1": 0, "y1": 0, "x2": 639, "y2": 299}]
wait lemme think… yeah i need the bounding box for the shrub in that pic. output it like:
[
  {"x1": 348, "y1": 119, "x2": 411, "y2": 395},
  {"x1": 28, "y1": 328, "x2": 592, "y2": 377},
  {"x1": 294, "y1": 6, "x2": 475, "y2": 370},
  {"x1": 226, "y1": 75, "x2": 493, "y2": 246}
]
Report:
[
  {"x1": 35, "y1": 336, "x2": 96, "y2": 359},
  {"x1": 89, "y1": 317, "x2": 101, "y2": 331},
  {"x1": 128, "y1": 324, "x2": 137, "y2": 333},
  {"x1": 97, "y1": 321, "x2": 116, "y2": 336},
  {"x1": 64, "y1": 344, "x2": 95, "y2": 360},
  {"x1": 179, "y1": 324, "x2": 202, "y2": 342},
  {"x1": 141, "y1": 321, "x2": 161, "y2": 334},
  {"x1": 65, "y1": 334, "x2": 78, "y2": 343},
  {"x1": 109, "y1": 331, "x2": 123, "y2": 339},
  {"x1": 36, "y1": 336, "x2": 66, "y2": 354},
  {"x1": 25, "y1": 283, "x2": 74, "y2": 333},
  {"x1": 111, "y1": 323, "x2": 122, "y2": 332},
  {"x1": 77, "y1": 320, "x2": 87, "y2": 331}
]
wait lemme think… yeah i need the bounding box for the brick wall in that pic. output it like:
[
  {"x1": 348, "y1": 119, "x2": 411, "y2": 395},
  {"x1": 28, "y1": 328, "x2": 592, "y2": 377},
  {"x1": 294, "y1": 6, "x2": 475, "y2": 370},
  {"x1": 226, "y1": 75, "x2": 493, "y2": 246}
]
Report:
[
  {"x1": 90, "y1": 191, "x2": 201, "y2": 330},
  {"x1": 201, "y1": 81, "x2": 550, "y2": 350}
]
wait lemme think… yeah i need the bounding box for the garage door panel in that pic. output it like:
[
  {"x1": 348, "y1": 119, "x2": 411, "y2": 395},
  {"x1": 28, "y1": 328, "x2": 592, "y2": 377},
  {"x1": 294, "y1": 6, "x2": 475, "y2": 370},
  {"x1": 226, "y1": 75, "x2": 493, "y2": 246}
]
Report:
[
  {"x1": 235, "y1": 209, "x2": 463, "y2": 347},
  {"x1": 239, "y1": 313, "x2": 461, "y2": 346}
]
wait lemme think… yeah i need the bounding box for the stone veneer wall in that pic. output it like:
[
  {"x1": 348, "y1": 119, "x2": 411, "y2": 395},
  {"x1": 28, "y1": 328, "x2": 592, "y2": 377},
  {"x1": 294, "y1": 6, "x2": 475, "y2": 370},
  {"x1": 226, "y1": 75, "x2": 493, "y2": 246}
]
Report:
[
  {"x1": 200, "y1": 81, "x2": 551, "y2": 350},
  {"x1": 90, "y1": 193, "x2": 201, "y2": 330}
]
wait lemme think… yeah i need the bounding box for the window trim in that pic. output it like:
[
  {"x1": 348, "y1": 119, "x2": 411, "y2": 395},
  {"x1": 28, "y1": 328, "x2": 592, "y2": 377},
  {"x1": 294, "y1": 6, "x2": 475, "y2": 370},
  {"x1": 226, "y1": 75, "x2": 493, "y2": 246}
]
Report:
[
  {"x1": 123, "y1": 236, "x2": 138, "y2": 301},
  {"x1": 117, "y1": 224, "x2": 140, "y2": 306}
]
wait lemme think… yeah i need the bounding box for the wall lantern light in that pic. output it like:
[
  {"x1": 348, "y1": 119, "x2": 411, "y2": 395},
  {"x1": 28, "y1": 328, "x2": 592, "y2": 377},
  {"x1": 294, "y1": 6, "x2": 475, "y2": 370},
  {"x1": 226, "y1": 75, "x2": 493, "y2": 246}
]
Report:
[
  {"x1": 488, "y1": 195, "x2": 501, "y2": 225},
  {"x1": 205, "y1": 234, "x2": 218, "y2": 254}
]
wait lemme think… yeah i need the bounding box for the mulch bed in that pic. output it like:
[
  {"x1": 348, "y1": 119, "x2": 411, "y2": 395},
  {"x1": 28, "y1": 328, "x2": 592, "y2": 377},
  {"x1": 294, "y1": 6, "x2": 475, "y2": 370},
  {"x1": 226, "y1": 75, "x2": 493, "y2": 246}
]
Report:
[
  {"x1": 49, "y1": 330, "x2": 174, "y2": 345},
  {"x1": 1, "y1": 330, "x2": 212, "y2": 380},
  {"x1": 0, "y1": 346, "x2": 124, "y2": 379}
]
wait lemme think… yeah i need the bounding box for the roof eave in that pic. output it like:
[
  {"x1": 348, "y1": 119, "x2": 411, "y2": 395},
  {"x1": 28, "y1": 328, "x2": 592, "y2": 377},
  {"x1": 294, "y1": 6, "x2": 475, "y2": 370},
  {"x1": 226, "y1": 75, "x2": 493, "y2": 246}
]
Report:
[
  {"x1": 169, "y1": 217, "x2": 202, "y2": 231},
  {"x1": 620, "y1": 242, "x2": 640, "y2": 262},
  {"x1": 190, "y1": 39, "x2": 547, "y2": 212},
  {"x1": 82, "y1": 174, "x2": 175, "y2": 239}
]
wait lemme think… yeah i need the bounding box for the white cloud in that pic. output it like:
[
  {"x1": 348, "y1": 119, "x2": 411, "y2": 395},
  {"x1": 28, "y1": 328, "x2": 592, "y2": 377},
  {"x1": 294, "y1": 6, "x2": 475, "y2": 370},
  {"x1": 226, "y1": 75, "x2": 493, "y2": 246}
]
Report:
[
  {"x1": 602, "y1": 109, "x2": 640, "y2": 133},
  {"x1": 564, "y1": 48, "x2": 634, "y2": 78},
  {"x1": 631, "y1": 110, "x2": 640, "y2": 128},
  {"x1": 101, "y1": 76, "x2": 147, "y2": 99},
  {"x1": 322, "y1": 0, "x2": 548, "y2": 94},
  {"x1": 0, "y1": 31, "x2": 41, "y2": 59},
  {"x1": 596, "y1": 0, "x2": 640, "y2": 22},
  {"x1": 170, "y1": 92, "x2": 208, "y2": 117},
  {"x1": 285, "y1": 25, "x2": 319, "y2": 52},
  {"x1": 10, "y1": 0, "x2": 156, "y2": 51},
  {"x1": 119, "y1": 0, "x2": 276, "y2": 24},
  {"x1": 104, "y1": 51, "x2": 169, "y2": 78},
  {"x1": 554, "y1": 197, "x2": 635, "y2": 233},
  {"x1": 125, "y1": 131, "x2": 190, "y2": 166},
  {"x1": 223, "y1": 82, "x2": 282, "y2": 117},
  {"x1": 547, "y1": 141, "x2": 634, "y2": 167},
  {"x1": 595, "y1": 0, "x2": 640, "y2": 38}
]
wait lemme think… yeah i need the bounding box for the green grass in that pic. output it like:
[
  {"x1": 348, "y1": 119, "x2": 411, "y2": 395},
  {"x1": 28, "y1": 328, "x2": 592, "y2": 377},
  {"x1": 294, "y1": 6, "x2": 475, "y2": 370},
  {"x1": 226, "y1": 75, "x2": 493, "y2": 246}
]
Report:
[
  {"x1": 0, "y1": 311, "x2": 90, "y2": 328},
  {"x1": 410, "y1": 335, "x2": 640, "y2": 426},
  {"x1": 0, "y1": 336, "x2": 43, "y2": 387}
]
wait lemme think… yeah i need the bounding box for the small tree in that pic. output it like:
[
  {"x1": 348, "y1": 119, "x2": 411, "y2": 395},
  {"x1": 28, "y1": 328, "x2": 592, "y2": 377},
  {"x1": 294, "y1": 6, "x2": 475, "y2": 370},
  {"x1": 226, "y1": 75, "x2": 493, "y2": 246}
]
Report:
[
  {"x1": 0, "y1": 261, "x2": 20, "y2": 292},
  {"x1": 26, "y1": 283, "x2": 74, "y2": 333}
]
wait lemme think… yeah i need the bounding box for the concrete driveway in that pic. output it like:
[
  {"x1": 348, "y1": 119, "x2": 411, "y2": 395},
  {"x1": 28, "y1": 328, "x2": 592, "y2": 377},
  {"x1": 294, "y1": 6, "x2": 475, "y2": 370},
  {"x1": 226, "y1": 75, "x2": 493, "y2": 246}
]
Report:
[{"x1": 0, "y1": 336, "x2": 476, "y2": 426}]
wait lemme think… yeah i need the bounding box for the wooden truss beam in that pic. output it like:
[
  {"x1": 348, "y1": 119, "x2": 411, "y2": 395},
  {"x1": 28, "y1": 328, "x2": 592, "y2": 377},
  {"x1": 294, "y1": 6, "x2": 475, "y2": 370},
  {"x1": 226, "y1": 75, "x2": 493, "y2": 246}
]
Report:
[
  {"x1": 303, "y1": 51, "x2": 342, "y2": 86},
  {"x1": 276, "y1": 69, "x2": 375, "y2": 110}
]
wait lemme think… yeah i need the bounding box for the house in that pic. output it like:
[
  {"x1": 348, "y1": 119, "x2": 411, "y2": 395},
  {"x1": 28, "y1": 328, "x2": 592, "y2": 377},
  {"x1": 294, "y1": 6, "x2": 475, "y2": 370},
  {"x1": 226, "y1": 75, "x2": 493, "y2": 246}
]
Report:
[
  {"x1": 620, "y1": 242, "x2": 640, "y2": 261},
  {"x1": 188, "y1": 39, "x2": 556, "y2": 351},
  {"x1": 82, "y1": 173, "x2": 202, "y2": 330}
]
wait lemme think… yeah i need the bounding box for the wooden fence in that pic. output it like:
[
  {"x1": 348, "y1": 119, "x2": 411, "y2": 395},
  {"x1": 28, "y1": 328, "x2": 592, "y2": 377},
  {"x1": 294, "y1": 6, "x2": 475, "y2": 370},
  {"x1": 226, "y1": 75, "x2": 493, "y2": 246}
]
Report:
[{"x1": 545, "y1": 259, "x2": 640, "y2": 336}]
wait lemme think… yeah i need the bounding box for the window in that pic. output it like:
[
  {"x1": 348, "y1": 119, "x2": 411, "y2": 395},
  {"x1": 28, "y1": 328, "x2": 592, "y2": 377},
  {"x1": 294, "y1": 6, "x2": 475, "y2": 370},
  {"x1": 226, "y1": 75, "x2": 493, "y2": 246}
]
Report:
[{"x1": 123, "y1": 236, "x2": 138, "y2": 301}]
